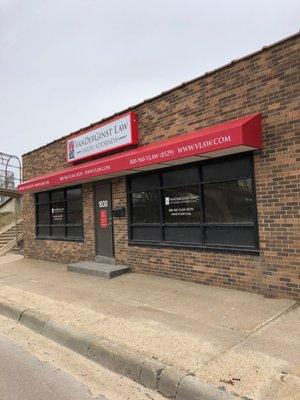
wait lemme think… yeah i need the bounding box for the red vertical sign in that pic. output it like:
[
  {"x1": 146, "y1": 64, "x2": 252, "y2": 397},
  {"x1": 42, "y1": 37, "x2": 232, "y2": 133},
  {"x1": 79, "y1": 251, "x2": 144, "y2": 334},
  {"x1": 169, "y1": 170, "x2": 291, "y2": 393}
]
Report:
[{"x1": 100, "y1": 210, "x2": 108, "y2": 228}]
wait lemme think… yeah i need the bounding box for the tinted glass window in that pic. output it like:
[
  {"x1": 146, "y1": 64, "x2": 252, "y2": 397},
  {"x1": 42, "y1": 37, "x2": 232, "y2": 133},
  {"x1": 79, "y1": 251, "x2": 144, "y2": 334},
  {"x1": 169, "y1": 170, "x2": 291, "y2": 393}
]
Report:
[
  {"x1": 164, "y1": 226, "x2": 202, "y2": 243},
  {"x1": 51, "y1": 226, "x2": 65, "y2": 237},
  {"x1": 130, "y1": 173, "x2": 160, "y2": 192},
  {"x1": 202, "y1": 155, "x2": 251, "y2": 182},
  {"x1": 66, "y1": 200, "x2": 82, "y2": 224},
  {"x1": 37, "y1": 204, "x2": 50, "y2": 224},
  {"x1": 204, "y1": 179, "x2": 253, "y2": 223},
  {"x1": 37, "y1": 192, "x2": 49, "y2": 203},
  {"x1": 67, "y1": 187, "x2": 81, "y2": 200},
  {"x1": 131, "y1": 191, "x2": 160, "y2": 223},
  {"x1": 67, "y1": 226, "x2": 83, "y2": 238},
  {"x1": 35, "y1": 186, "x2": 83, "y2": 241},
  {"x1": 51, "y1": 190, "x2": 64, "y2": 202},
  {"x1": 128, "y1": 153, "x2": 258, "y2": 250},
  {"x1": 37, "y1": 226, "x2": 50, "y2": 237},
  {"x1": 163, "y1": 185, "x2": 200, "y2": 223},
  {"x1": 131, "y1": 226, "x2": 161, "y2": 241},
  {"x1": 162, "y1": 167, "x2": 198, "y2": 186}
]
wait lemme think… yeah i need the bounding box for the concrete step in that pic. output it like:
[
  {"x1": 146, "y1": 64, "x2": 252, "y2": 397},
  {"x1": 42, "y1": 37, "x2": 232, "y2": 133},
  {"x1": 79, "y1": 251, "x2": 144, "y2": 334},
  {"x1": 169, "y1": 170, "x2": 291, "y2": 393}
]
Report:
[
  {"x1": 95, "y1": 255, "x2": 116, "y2": 264},
  {"x1": 67, "y1": 261, "x2": 130, "y2": 279}
]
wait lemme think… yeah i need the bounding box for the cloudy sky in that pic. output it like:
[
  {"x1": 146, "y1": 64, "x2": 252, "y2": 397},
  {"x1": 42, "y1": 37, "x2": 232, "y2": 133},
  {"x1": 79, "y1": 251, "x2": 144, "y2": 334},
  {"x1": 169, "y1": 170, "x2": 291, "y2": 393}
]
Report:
[{"x1": 0, "y1": 0, "x2": 299, "y2": 160}]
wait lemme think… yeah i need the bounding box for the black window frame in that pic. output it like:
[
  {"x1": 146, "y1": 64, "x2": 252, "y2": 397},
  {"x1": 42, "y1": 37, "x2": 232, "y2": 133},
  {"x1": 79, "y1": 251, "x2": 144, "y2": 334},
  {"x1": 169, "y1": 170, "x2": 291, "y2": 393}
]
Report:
[
  {"x1": 35, "y1": 185, "x2": 84, "y2": 242},
  {"x1": 127, "y1": 152, "x2": 259, "y2": 254}
]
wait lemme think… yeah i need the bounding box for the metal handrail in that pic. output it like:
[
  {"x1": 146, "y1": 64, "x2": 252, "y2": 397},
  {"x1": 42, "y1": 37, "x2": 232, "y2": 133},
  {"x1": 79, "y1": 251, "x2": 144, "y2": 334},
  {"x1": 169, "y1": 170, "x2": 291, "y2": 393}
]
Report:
[{"x1": 0, "y1": 152, "x2": 22, "y2": 204}]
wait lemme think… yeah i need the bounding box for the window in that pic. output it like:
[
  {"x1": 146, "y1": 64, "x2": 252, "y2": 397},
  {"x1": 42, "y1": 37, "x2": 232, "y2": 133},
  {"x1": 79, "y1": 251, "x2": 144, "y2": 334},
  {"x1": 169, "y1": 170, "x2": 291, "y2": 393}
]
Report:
[
  {"x1": 131, "y1": 191, "x2": 160, "y2": 223},
  {"x1": 127, "y1": 153, "x2": 258, "y2": 251},
  {"x1": 36, "y1": 186, "x2": 83, "y2": 241},
  {"x1": 203, "y1": 179, "x2": 253, "y2": 223},
  {"x1": 163, "y1": 185, "x2": 200, "y2": 223}
]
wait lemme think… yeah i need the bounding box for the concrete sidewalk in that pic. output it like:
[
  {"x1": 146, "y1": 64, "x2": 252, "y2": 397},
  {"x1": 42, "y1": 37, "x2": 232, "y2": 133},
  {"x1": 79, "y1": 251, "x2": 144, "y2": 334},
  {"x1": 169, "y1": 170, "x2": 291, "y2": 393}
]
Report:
[{"x1": 0, "y1": 254, "x2": 299, "y2": 399}]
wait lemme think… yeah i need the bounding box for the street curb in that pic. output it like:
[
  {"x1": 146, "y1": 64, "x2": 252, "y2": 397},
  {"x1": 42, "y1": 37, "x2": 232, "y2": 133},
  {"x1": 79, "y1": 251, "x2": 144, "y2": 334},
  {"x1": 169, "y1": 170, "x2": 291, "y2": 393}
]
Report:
[
  {"x1": 0, "y1": 298, "x2": 237, "y2": 400},
  {"x1": 0, "y1": 299, "x2": 25, "y2": 321}
]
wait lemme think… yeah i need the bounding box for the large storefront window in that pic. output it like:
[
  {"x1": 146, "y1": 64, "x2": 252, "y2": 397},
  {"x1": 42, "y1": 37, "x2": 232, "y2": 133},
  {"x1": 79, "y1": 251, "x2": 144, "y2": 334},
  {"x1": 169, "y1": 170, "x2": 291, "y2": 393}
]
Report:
[
  {"x1": 127, "y1": 153, "x2": 258, "y2": 251},
  {"x1": 35, "y1": 186, "x2": 83, "y2": 241}
]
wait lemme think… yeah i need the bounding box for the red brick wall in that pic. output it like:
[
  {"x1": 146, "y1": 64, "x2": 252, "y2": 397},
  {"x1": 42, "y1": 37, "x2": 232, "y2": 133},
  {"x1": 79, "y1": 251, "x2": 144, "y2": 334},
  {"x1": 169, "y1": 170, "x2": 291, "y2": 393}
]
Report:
[{"x1": 22, "y1": 34, "x2": 299, "y2": 299}]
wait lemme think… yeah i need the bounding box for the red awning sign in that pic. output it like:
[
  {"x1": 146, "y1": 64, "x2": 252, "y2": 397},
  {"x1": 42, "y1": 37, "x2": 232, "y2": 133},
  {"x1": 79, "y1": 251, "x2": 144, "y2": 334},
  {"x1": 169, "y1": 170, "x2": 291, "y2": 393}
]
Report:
[{"x1": 18, "y1": 113, "x2": 262, "y2": 193}]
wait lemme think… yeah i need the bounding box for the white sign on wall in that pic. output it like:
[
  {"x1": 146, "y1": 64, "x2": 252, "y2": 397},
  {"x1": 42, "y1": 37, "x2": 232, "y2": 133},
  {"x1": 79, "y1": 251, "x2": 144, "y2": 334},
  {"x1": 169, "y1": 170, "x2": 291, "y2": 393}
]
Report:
[{"x1": 67, "y1": 112, "x2": 138, "y2": 162}]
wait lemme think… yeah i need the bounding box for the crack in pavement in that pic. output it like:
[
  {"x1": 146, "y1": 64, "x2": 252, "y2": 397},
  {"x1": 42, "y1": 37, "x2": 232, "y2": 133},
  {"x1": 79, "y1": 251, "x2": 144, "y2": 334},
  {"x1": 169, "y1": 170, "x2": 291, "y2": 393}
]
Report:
[
  {"x1": 200, "y1": 301, "x2": 299, "y2": 368},
  {"x1": 0, "y1": 274, "x2": 11, "y2": 279},
  {"x1": 149, "y1": 283, "x2": 194, "y2": 304}
]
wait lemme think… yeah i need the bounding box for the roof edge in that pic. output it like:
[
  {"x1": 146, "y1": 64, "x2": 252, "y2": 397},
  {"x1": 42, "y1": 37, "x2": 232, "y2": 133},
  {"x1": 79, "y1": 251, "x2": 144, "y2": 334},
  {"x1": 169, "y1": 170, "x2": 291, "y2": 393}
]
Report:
[{"x1": 22, "y1": 31, "x2": 299, "y2": 158}]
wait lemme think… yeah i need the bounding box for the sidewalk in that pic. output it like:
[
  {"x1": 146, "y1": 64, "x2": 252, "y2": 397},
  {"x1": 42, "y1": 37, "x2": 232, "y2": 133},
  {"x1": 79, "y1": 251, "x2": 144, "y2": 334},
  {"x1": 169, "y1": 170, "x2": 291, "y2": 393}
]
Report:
[{"x1": 0, "y1": 254, "x2": 299, "y2": 399}]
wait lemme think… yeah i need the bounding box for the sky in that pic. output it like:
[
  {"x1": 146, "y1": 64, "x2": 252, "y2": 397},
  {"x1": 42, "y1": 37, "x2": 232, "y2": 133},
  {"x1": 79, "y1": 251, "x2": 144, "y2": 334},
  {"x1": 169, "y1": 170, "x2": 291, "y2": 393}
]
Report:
[{"x1": 0, "y1": 0, "x2": 299, "y2": 160}]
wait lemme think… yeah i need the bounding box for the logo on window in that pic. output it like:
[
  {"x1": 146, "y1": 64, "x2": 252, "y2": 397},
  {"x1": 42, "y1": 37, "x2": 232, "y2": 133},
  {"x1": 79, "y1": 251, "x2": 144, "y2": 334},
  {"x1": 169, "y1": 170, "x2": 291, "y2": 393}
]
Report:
[
  {"x1": 165, "y1": 197, "x2": 170, "y2": 205},
  {"x1": 68, "y1": 140, "x2": 75, "y2": 160}
]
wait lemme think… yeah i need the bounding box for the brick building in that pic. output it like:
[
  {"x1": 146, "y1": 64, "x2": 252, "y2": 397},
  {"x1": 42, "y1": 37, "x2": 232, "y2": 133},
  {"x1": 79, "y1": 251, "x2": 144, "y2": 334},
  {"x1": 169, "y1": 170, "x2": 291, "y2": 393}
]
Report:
[{"x1": 19, "y1": 33, "x2": 299, "y2": 300}]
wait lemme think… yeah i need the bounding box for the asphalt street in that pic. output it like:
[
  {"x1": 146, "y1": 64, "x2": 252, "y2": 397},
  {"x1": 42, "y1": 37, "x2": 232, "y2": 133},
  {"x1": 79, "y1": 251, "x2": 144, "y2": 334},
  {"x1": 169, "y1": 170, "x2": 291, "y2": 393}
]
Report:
[{"x1": 0, "y1": 335, "x2": 108, "y2": 400}]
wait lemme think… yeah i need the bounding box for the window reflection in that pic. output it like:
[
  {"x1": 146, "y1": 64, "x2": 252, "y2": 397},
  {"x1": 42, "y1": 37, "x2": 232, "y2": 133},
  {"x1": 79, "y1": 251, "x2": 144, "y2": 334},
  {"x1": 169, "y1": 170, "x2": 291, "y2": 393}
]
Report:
[
  {"x1": 131, "y1": 191, "x2": 160, "y2": 223},
  {"x1": 204, "y1": 179, "x2": 253, "y2": 223}
]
